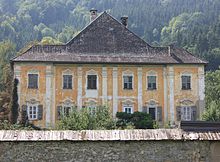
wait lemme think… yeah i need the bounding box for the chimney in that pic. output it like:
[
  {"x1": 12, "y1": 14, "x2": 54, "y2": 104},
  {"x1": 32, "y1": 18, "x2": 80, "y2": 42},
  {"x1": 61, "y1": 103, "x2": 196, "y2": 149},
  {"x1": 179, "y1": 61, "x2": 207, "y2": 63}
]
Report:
[
  {"x1": 121, "y1": 16, "x2": 128, "y2": 27},
  {"x1": 90, "y1": 8, "x2": 98, "y2": 21}
]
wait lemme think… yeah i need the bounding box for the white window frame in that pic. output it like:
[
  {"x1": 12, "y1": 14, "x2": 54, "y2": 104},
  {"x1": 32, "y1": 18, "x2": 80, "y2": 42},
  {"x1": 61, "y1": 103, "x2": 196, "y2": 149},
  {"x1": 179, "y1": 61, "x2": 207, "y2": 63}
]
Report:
[
  {"x1": 181, "y1": 106, "x2": 192, "y2": 121},
  {"x1": 123, "y1": 105, "x2": 134, "y2": 114},
  {"x1": 146, "y1": 71, "x2": 158, "y2": 91},
  {"x1": 62, "y1": 74, "x2": 73, "y2": 89},
  {"x1": 27, "y1": 71, "x2": 39, "y2": 89},
  {"x1": 180, "y1": 72, "x2": 192, "y2": 90},
  {"x1": 85, "y1": 69, "x2": 99, "y2": 90},
  {"x1": 62, "y1": 69, "x2": 74, "y2": 90},
  {"x1": 122, "y1": 70, "x2": 134, "y2": 90},
  {"x1": 27, "y1": 104, "x2": 38, "y2": 120}
]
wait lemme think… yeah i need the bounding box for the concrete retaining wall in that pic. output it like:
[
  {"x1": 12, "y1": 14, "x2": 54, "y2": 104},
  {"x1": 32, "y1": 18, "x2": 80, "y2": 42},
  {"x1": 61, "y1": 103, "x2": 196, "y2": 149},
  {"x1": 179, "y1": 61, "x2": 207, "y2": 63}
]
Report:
[{"x1": 0, "y1": 129, "x2": 219, "y2": 162}]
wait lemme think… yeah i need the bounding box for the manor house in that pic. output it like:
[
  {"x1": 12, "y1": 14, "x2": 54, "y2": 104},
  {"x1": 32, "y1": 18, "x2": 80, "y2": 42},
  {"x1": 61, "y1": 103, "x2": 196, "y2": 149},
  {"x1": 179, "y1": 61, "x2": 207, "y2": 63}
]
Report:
[{"x1": 11, "y1": 10, "x2": 207, "y2": 128}]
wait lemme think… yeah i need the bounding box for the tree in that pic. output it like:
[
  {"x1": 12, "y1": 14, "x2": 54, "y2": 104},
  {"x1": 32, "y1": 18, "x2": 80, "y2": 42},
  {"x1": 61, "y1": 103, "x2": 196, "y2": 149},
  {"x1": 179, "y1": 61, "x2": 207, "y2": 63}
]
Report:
[
  {"x1": 10, "y1": 78, "x2": 19, "y2": 124},
  {"x1": 202, "y1": 68, "x2": 220, "y2": 121}
]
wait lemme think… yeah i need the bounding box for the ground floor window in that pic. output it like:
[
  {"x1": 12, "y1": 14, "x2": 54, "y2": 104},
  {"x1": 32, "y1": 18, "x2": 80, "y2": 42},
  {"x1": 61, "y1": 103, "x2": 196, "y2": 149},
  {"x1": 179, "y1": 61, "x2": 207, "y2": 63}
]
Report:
[
  {"x1": 181, "y1": 106, "x2": 192, "y2": 121},
  {"x1": 88, "y1": 105, "x2": 96, "y2": 115},
  {"x1": 123, "y1": 106, "x2": 133, "y2": 114},
  {"x1": 63, "y1": 106, "x2": 71, "y2": 116},
  {"x1": 28, "y1": 104, "x2": 38, "y2": 120},
  {"x1": 148, "y1": 107, "x2": 156, "y2": 120}
]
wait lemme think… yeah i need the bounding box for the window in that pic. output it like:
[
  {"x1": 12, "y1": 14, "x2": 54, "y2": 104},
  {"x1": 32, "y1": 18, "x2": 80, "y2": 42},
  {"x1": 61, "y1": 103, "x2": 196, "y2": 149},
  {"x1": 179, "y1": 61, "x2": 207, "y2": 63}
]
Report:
[
  {"x1": 123, "y1": 76, "x2": 133, "y2": 90},
  {"x1": 63, "y1": 75, "x2": 72, "y2": 89},
  {"x1": 28, "y1": 74, "x2": 38, "y2": 89},
  {"x1": 123, "y1": 106, "x2": 133, "y2": 114},
  {"x1": 88, "y1": 105, "x2": 96, "y2": 115},
  {"x1": 87, "y1": 75, "x2": 97, "y2": 89},
  {"x1": 147, "y1": 76, "x2": 157, "y2": 90},
  {"x1": 182, "y1": 75, "x2": 191, "y2": 90},
  {"x1": 28, "y1": 105, "x2": 38, "y2": 120},
  {"x1": 63, "y1": 106, "x2": 71, "y2": 116},
  {"x1": 181, "y1": 106, "x2": 192, "y2": 121},
  {"x1": 149, "y1": 107, "x2": 156, "y2": 120}
]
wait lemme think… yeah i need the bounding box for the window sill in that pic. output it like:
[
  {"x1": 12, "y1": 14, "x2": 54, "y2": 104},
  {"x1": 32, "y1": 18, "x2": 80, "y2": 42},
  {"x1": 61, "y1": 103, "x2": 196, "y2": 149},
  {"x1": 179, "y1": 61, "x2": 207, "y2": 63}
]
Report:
[
  {"x1": 63, "y1": 88, "x2": 73, "y2": 90},
  {"x1": 123, "y1": 89, "x2": 133, "y2": 91},
  {"x1": 181, "y1": 89, "x2": 192, "y2": 91},
  {"x1": 147, "y1": 89, "x2": 157, "y2": 91},
  {"x1": 28, "y1": 88, "x2": 39, "y2": 90}
]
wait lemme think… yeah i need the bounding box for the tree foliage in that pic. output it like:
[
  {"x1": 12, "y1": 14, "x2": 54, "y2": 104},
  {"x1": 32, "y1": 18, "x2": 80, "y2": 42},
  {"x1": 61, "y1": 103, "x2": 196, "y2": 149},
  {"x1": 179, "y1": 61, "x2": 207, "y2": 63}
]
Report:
[
  {"x1": 203, "y1": 68, "x2": 220, "y2": 121},
  {"x1": 57, "y1": 106, "x2": 116, "y2": 130}
]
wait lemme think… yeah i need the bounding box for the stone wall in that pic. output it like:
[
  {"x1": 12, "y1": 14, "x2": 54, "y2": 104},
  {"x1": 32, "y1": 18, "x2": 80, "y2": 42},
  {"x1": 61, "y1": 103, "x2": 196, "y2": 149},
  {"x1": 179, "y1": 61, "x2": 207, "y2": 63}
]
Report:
[{"x1": 0, "y1": 129, "x2": 219, "y2": 162}]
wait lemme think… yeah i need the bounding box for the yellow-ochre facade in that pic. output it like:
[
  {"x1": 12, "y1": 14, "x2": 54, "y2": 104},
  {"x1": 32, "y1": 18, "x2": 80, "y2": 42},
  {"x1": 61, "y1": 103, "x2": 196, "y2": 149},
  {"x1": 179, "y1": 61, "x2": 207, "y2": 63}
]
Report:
[
  {"x1": 13, "y1": 63, "x2": 205, "y2": 128},
  {"x1": 11, "y1": 10, "x2": 206, "y2": 128}
]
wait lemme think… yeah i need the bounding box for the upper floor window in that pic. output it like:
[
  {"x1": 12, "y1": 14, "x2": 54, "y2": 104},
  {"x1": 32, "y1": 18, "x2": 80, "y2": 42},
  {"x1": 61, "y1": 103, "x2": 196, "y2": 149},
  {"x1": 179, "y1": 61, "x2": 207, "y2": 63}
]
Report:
[
  {"x1": 123, "y1": 76, "x2": 133, "y2": 90},
  {"x1": 87, "y1": 75, "x2": 97, "y2": 89},
  {"x1": 147, "y1": 76, "x2": 157, "y2": 90},
  {"x1": 28, "y1": 74, "x2": 38, "y2": 89},
  {"x1": 182, "y1": 75, "x2": 191, "y2": 90},
  {"x1": 63, "y1": 75, "x2": 72, "y2": 89}
]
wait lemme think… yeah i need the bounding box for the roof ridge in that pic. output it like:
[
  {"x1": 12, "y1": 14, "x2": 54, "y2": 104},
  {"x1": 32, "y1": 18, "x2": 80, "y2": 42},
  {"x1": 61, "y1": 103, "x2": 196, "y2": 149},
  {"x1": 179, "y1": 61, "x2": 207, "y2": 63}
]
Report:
[{"x1": 66, "y1": 11, "x2": 106, "y2": 45}]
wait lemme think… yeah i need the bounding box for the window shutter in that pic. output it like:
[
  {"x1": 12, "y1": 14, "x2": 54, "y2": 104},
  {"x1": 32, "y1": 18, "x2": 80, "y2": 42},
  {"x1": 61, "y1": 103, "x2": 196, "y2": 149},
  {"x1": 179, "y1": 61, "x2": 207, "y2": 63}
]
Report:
[
  {"x1": 21, "y1": 105, "x2": 28, "y2": 124},
  {"x1": 157, "y1": 106, "x2": 162, "y2": 121},
  {"x1": 38, "y1": 105, "x2": 43, "y2": 120},
  {"x1": 191, "y1": 106, "x2": 197, "y2": 121},
  {"x1": 142, "y1": 106, "x2": 148, "y2": 113},
  {"x1": 57, "y1": 106, "x2": 62, "y2": 120},
  {"x1": 176, "y1": 106, "x2": 182, "y2": 121}
]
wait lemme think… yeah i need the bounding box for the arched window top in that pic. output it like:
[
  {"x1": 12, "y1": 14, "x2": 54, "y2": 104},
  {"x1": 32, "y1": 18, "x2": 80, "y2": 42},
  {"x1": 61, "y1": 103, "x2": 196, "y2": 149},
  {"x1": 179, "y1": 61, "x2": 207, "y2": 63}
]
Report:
[
  {"x1": 122, "y1": 70, "x2": 133, "y2": 76},
  {"x1": 122, "y1": 99, "x2": 135, "y2": 106},
  {"x1": 60, "y1": 98, "x2": 75, "y2": 107},
  {"x1": 145, "y1": 99, "x2": 159, "y2": 106},
  {"x1": 147, "y1": 70, "x2": 157, "y2": 76},
  {"x1": 62, "y1": 69, "x2": 73, "y2": 75},
  {"x1": 26, "y1": 98, "x2": 40, "y2": 104},
  {"x1": 86, "y1": 69, "x2": 98, "y2": 75},
  {"x1": 179, "y1": 99, "x2": 194, "y2": 106},
  {"x1": 181, "y1": 71, "x2": 192, "y2": 76}
]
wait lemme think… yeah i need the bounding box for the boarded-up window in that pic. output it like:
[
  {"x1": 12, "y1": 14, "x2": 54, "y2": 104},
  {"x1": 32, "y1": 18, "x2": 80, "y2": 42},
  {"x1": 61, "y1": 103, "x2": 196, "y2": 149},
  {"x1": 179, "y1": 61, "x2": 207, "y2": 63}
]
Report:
[
  {"x1": 181, "y1": 76, "x2": 191, "y2": 90},
  {"x1": 28, "y1": 74, "x2": 38, "y2": 89},
  {"x1": 63, "y1": 75, "x2": 72, "y2": 89},
  {"x1": 123, "y1": 76, "x2": 133, "y2": 90},
  {"x1": 87, "y1": 75, "x2": 97, "y2": 89},
  {"x1": 147, "y1": 76, "x2": 157, "y2": 90}
]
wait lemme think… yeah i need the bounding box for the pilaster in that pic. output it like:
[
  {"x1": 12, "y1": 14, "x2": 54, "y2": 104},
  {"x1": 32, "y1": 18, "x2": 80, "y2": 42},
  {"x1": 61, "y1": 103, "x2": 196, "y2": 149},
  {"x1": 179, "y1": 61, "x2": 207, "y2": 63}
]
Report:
[
  {"x1": 113, "y1": 67, "x2": 118, "y2": 117},
  {"x1": 138, "y1": 67, "x2": 143, "y2": 112},
  {"x1": 77, "y1": 67, "x2": 83, "y2": 109}
]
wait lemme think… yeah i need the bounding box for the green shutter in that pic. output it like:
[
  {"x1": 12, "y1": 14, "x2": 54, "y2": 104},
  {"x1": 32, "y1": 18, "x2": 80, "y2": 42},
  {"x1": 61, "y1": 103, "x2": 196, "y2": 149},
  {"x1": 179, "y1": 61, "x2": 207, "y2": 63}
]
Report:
[
  {"x1": 176, "y1": 106, "x2": 182, "y2": 121},
  {"x1": 21, "y1": 105, "x2": 28, "y2": 125},
  {"x1": 38, "y1": 105, "x2": 43, "y2": 120},
  {"x1": 57, "y1": 106, "x2": 62, "y2": 120},
  {"x1": 191, "y1": 106, "x2": 197, "y2": 121},
  {"x1": 157, "y1": 106, "x2": 162, "y2": 121}
]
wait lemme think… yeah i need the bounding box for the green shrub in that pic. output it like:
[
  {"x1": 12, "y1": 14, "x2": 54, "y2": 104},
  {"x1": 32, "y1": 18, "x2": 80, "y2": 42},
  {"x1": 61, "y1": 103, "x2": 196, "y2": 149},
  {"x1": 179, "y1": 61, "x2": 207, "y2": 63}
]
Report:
[
  {"x1": 116, "y1": 112, "x2": 153, "y2": 129},
  {"x1": 0, "y1": 120, "x2": 33, "y2": 130},
  {"x1": 57, "y1": 106, "x2": 116, "y2": 130}
]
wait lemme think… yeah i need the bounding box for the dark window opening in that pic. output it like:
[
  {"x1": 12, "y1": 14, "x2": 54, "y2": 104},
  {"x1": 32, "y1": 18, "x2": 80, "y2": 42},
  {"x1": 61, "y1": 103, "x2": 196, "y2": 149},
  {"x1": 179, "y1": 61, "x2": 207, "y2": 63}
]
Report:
[
  {"x1": 87, "y1": 75, "x2": 97, "y2": 89},
  {"x1": 147, "y1": 76, "x2": 157, "y2": 90},
  {"x1": 63, "y1": 75, "x2": 72, "y2": 89},
  {"x1": 123, "y1": 76, "x2": 133, "y2": 90},
  {"x1": 182, "y1": 76, "x2": 191, "y2": 90},
  {"x1": 149, "y1": 107, "x2": 156, "y2": 120},
  {"x1": 28, "y1": 74, "x2": 38, "y2": 89}
]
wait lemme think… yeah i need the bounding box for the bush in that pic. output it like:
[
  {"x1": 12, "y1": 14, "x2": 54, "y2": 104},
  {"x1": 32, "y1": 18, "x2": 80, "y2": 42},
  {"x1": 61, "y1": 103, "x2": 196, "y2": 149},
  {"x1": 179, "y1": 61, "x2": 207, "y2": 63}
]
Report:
[
  {"x1": 57, "y1": 106, "x2": 116, "y2": 130},
  {"x1": 116, "y1": 112, "x2": 153, "y2": 129},
  {"x1": 0, "y1": 120, "x2": 33, "y2": 130}
]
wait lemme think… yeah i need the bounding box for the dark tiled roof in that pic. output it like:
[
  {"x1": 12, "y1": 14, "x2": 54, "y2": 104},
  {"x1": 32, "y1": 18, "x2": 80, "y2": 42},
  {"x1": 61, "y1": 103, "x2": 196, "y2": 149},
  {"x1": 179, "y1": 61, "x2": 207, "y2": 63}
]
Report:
[{"x1": 12, "y1": 12, "x2": 207, "y2": 64}]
